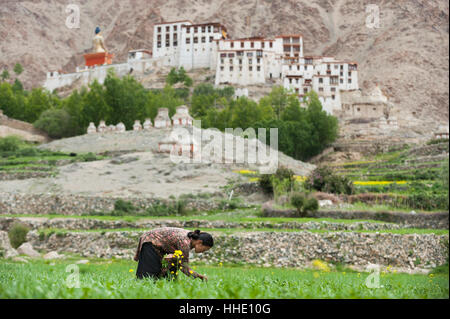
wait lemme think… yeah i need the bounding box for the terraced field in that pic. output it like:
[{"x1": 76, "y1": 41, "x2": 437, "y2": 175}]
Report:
[
  {"x1": 0, "y1": 138, "x2": 448, "y2": 299},
  {"x1": 329, "y1": 142, "x2": 449, "y2": 211},
  {"x1": 0, "y1": 259, "x2": 448, "y2": 299}
]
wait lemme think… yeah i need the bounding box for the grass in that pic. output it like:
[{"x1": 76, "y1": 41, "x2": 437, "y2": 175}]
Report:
[
  {"x1": 0, "y1": 259, "x2": 447, "y2": 298},
  {"x1": 36, "y1": 227, "x2": 449, "y2": 236},
  {"x1": 1, "y1": 211, "x2": 401, "y2": 225},
  {"x1": 323, "y1": 202, "x2": 445, "y2": 213}
]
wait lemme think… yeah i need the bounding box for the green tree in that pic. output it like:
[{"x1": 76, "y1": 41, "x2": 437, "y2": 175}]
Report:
[
  {"x1": 13, "y1": 63, "x2": 24, "y2": 76},
  {"x1": 82, "y1": 80, "x2": 111, "y2": 127},
  {"x1": 63, "y1": 89, "x2": 86, "y2": 136},
  {"x1": 193, "y1": 83, "x2": 216, "y2": 96},
  {"x1": 166, "y1": 68, "x2": 179, "y2": 85},
  {"x1": 34, "y1": 108, "x2": 72, "y2": 139},
  {"x1": 12, "y1": 79, "x2": 23, "y2": 92},
  {"x1": 104, "y1": 72, "x2": 148, "y2": 127},
  {"x1": 304, "y1": 91, "x2": 339, "y2": 156},
  {"x1": 259, "y1": 86, "x2": 290, "y2": 120},
  {"x1": 145, "y1": 85, "x2": 184, "y2": 123},
  {"x1": 191, "y1": 93, "x2": 217, "y2": 118},
  {"x1": 166, "y1": 67, "x2": 193, "y2": 87},
  {"x1": 0, "y1": 82, "x2": 16, "y2": 116},
  {"x1": 229, "y1": 97, "x2": 261, "y2": 129},
  {"x1": 1, "y1": 70, "x2": 10, "y2": 82},
  {"x1": 24, "y1": 88, "x2": 54, "y2": 122}
]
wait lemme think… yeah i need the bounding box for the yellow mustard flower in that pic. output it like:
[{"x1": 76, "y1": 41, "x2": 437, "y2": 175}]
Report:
[
  {"x1": 312, "y1": 259, "x2": 330, "y2": 272},
  {"x1": 294, "y1": 175, "x2": 307, "y2": 182},
  {"x1": 233, "y1": 169, "x2": 257, "y2": 175},
  {"x1": 353, "y1": 181, "x2": 408, "y2": 186},
  {"x1": 129, "y1": 269, "x2": 134, "y2": 273},
  {"x1": 189, "y1": 270, "x2": 193, "y2": 274}
]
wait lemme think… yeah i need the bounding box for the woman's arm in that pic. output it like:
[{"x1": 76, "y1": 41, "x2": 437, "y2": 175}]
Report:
[{"x1": 178, "y1": 250, "x2": 207, "y2": 281}]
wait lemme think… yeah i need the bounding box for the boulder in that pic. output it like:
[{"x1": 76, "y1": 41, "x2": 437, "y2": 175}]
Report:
[
  {"x1": 43, "y1": 251, "x2": 64, "y2": 260},
  {"x1": 0, "y1": 230, "x2": 18, "y2": 259},
  {"x1": 318, "y1": 200, "x2": 333, "y2": 208},
  {"x1": 17, "y1": 242, "x2": 40, "y2": 258},
  {"x1": 12, "y1": 256, "x2": 28, "y2": 263},
  {"x1": 5, "y1": 248, "x2": 19, "y2": 258}
]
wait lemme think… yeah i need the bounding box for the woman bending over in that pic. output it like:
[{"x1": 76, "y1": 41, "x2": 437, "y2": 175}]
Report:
[{"x1": 134, "y1": 227, "x2": 213, "y2": 281}]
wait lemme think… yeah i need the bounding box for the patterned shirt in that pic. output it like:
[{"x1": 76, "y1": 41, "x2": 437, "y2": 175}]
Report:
[{"x1": 134, "y1": 227, "x2": 201, "y2": 279}]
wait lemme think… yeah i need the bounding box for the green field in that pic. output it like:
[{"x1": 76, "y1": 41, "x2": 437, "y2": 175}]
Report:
[{"x1": 0, "y1": 259, "x2": 448, "y2": 299}]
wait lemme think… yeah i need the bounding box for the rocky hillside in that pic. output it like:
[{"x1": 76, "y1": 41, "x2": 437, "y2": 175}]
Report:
[{"x1": 0, "y1": 0, "x2": 448, "y2": 133}]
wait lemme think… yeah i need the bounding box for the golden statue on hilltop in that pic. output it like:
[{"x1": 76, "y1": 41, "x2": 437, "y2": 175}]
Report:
[
  {"x1": 93, "y1": 26, "x2": 107, "y2": 53},
  {"x1": 84, "y1": 26, "x2": 113, "y2": 67}
]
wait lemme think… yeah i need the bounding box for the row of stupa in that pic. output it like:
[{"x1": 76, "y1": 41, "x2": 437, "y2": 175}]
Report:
[{"x1": 86, "y1": 106, "x2": 193, "y2": 134}]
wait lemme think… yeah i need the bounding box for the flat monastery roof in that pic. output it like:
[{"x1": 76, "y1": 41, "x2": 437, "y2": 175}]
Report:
[
  {"x1": 154, "y1": 20, "x2": 193, "y2": 25},
  {"x1": 276, "y1": 34, "x2": 303, "y2": 38},
  {"x1": 218, "y1": 49, "x2": 264, "y2": 52},
  {"x1": 129, "y1": 49, "x2": 152, "y2": 53},
  {"x1": 182, "y1": 22, "x2": 227, "y2": 32},
  {"x1": 219, "y1": 36, "x2": 275, "y2": 41}
]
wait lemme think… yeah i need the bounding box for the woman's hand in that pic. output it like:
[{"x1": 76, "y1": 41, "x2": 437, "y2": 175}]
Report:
[{"x1": 197, "y1": 274, "x2": 208, "y2": 282}]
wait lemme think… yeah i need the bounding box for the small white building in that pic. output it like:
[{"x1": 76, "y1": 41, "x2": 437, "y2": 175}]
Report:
[
  {"x1": 116, "y1": 122, "x2": 126, "y2": 133},
  {"x1": 154, "y1": 108, "x2": 172, "y2": 128},
  {"x1": 97, "y1": 120, "x2": 107, "y2": 133},
  {"x1": 133, "y1": 120, "x2": 142, "y2": 131},
  {"x1": 87, "y1": 123, "x2": 97, "y2": 134},
  {"x1": 171, "y1": 105, "x2": 193, "y2": 127},
  {"x1": 435, "y1": 125, "x2": 449, "y2": 139},
  {"x1": 143, "y1": 118, "x2": 153, "y2": 130},
  {"x1": 128, "y1": 49, "x2": 152, "y2": 61}
]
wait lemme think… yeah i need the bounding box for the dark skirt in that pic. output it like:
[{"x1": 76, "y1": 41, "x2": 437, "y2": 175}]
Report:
[{"x1": 136, "y1": 242, "x2": 164, "y2": 279}]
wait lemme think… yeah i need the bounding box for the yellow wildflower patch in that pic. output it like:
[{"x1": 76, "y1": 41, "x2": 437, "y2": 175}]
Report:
[
  {"x1": 233, "y1": 169, "x2": 257, "y2": 175},
  {"x1": 353, "y1": 181, "x2": 408, "y2": 186},
  {"x1": 294, "y1": 175, "x2": 307, "y2": 182},
  {"x1": 312, "y1": 259, "x2": 331, "y2": 272}
]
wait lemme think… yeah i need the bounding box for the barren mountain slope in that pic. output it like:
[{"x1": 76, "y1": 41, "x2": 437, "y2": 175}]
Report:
[{"x1": 0, "y1": 0, "x2": 448, "y2": 133}]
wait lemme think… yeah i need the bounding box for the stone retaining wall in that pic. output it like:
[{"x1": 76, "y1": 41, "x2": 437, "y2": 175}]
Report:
[
  {"x1": 26, "y1": 230, "x2": 449, "y2": 270},
  {"x1": 0, "y1": 193, "x2": 220, "y2": 215},
  {"x1": 262, "y1": 202, "x2": 449, "y2": 229},
  {"x1": 0, "y1": 217, "x2": 412, "y2": 232},
  {"x1": 0, "y1": 171, "x2": 54, "y2": 181}
]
